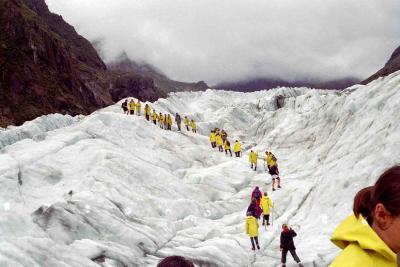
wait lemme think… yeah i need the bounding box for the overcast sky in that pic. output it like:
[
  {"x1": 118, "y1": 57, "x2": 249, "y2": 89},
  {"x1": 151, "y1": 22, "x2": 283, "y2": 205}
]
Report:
[{"x1": 46, "y1": 0, "x2": 400, "y2": 84}]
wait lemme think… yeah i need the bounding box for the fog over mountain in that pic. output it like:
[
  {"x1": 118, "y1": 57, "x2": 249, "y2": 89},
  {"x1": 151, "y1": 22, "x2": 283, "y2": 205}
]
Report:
[{"x1": 46, "y1": 0, "x2": 400, "y2": 85}]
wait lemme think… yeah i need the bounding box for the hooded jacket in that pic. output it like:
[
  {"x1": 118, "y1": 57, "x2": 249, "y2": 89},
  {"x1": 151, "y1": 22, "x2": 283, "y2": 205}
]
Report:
[
  {"x1": 249, "y1": 151, "x2": 258, "y2": 164},
  {"x1": 210, "y1": 132, "x2": 216, "y2": 142},
  {"x1": 280, "y1": 228, "x2": 297, "y2": 250},
  {"x1": 330, "y1": 214, "x2": 397, "y2": 267}
]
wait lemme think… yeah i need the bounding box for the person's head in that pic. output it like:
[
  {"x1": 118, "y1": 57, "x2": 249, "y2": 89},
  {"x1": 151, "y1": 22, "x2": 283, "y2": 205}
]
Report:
[
  {"x1": 255, "y1": 186, "x2": 259, "y2": 190},
  {"x1": 250, "y1": 150, "x2": 253, "y2": 153},
  {"x1": 264, "y1": 192, "x2": 268, "y2": 196},
  {"x1": 246, "y1": 211, "x2": 252, "y2": 216},
  {"x1": 353, "y1": 166, "x2": 400, "y2": 253},
  {"x1": 157, "y1": 256, "x2": 194, "y2": 267},
  {"x1": 282, "y1": 224, "x2": 289, "y2": 231}
]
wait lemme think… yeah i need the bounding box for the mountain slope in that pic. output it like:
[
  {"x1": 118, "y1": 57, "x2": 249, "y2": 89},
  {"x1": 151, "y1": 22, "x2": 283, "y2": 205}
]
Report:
[
  {"x1": 0, "y1": 0, "x2": 163, "y2": 127},
  {"x1": 0, "y1": 70, "x2": 399, "y2": 266},
  {"x1": 108, "y1": 54, "x2": 209, "y2": 94},
  {"x1": 361, "y1": 45, "x2": 400, "y2": 84}
]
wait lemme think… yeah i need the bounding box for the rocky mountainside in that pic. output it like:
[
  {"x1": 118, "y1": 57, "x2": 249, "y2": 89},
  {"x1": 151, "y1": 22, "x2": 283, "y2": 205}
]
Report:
[
  {"x1": 214, "y1": 77, "x2": 360, "y2": 92},
  {"x1": 0, "y1": 0, "x2": 164, "y2": 127},
  {"x1": 108, "y1": 54, "x2": 209, "y2": 94},
  {"x1": 361, "y1": 45, "x2": 400, "y2": 84}
]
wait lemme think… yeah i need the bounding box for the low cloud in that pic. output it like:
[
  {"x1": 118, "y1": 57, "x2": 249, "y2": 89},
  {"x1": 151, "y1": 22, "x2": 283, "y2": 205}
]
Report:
[{"x1": 46, "y1": 0, "x2": 400, "y2": 84}]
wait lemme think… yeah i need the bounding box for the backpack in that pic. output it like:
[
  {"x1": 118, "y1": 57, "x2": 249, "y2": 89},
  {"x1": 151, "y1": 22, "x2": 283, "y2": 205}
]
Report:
[{"x1": 271, "y1": 154, "x2": 277, "y2": 162}]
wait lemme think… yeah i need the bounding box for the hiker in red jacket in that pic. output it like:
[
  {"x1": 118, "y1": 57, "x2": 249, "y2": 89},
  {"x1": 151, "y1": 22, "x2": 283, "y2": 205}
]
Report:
[
  {"x1": 251, "y1": 186, "x2": 262, "y2": 206},
  {"x1": 280, "y1": 224, "x2": 304, "y2": 267}
]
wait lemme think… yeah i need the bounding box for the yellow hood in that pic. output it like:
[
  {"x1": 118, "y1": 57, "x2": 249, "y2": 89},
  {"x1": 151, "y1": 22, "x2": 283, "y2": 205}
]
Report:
[{"x1": 331, "y1": 214, "x2": 397, "y2": 263}]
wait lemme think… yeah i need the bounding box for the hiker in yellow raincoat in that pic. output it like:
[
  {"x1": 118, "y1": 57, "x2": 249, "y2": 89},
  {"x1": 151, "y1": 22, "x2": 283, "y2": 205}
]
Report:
[
  {"x1": 249, "y1": 150, "x2": 258, "y2": 171},
  {"x1": 128, "y1": 99, "x2": 135, "y2": 115},
  {"x1": 245, "y1": 211, "x2": 260, "y2": 250},
  {"x1": 167, "y1": 114, "x2": 173, "y2": 130},
  {"x1": 191, "y1": 120, "x2": 197, "y2": 133},
  {"x1": 260, "y1": 192, "x2": 274, "y2": 226},
  {"x1": 216, "y1": 133, "x2": 223, "y2": 152},
  {"x1": 184, "y1": 116, "x2": 190, "y2": 131},
  {"x1": 209, "y1": 130, "x2": 216, "y2": 148},
  {"x1": 233, "y1": 140, "x2": 241, "y2": 157},
  {"x1": 152, "y1": 109, "x2": 157, "y2": 125},
  {"x1": 136, "y1": 99, "x2": 142, "y2": 116},
  {"x1": 144, "y1": 104, "x2": 151, "y2": 121},
  {"x1": 224, "y1": 139, "x2": 232, "y2": 157}
]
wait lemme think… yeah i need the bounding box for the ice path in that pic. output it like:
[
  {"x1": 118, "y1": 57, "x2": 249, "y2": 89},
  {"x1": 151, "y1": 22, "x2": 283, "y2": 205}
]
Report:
[{"x1": 1, "y1": 71, "x2": 400, "y2": 267}]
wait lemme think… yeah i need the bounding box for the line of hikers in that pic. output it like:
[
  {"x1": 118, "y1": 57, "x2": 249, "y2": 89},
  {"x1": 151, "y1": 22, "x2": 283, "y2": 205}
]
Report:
[
  {"x1": 246, "y1": 186, "x2": 304, "y2": 267},
  {"x1": 121, "y1": 99, "x2": 197, "y2": 133},
  {"x1": 249, "y1": 150, "x2": 282, "y2": 191},
  {"x1": 209, "y1": 128, "x2": 242, "y2": 157}
]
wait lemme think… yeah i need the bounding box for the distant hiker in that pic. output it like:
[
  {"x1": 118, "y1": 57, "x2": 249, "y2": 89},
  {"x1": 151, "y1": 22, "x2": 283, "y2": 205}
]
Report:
[
  {"x1": 251, "y1": 186, "x2": 262, "y2": 206},
  {"x1": 175, "y1": 113, "x2": 182, "y2": 131},
  {"x1": 128, "y1": 99, "x2": 135, "y2": 115},
  {"x1": 157, "y1": 256, "x2": 195, "y2": 267},
  {"x1": 191, "y1": 119, "x2": 197, "y2": 133},
  {"x1": 221, "y1": 129, "x2": 227, "y2": 142},
  {"x1": 216, "y1": 133, "x2": 224, "y2": 152},
  {"x1": 184, "y1": 116, "x2": 190, "y2": 131},
  {"x1": 330, "y1": 166, "x2": 400, "y2": 267},
  {"x1": 159, "y1": 113, "x2": 164, "y2": 129},
  {"x1": 209, "y1": 130, "x2": 216, "y2": 148},
  {"x1": 260, "y1": 192, "x2": 274, "y2": 226},
  {"x1": 234, "y1": 140, "x2": 242, "y2": 157},
  {"x1": 144, "y1": 104, "x2": 151, "y2": 121},
  {"x1": 224, "y1": 139, "x2": 232, "y2": 157},
  {"x1": 245, "y1": 211, "x2": 260, "y2": 251},
  {"x1": 164, "y1": 114, "x2": 169, "y2": 129},
  {"x1": 136, "y1": 99, "x2": 142, "y2": 115},
  {"x1": 280, "y1": 224, "x2": 304, "y2": 267},
  {"x1": 249, "y1": 150, "x2": 258, "y2": 171},
  {"x1": 266, "y1": 151, "x2": 281, "y2": 191},
  {"x1": 152, "y1": 109, "x2": 157, "y2": 125},
  {"x1": 121, "y1": 99, "x2": 128, "y2": 114},
  {"x1": 167, "y1": 114, "x2": 173, "y2": 130}
]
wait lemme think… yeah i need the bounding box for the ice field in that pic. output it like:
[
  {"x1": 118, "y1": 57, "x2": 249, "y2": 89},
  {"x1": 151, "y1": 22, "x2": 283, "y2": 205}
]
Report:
[{"x1": 0, "y1": 71, "x2": 399, "y2": 266}]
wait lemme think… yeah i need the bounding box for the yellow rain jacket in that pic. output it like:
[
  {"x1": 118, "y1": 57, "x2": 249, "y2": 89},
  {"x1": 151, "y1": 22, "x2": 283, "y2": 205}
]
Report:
[
  {"x1": 184, "y1": 117, "x2": 190, "y2": 126},
  {"x1": 168, "y1": 116, "x2": 172, "y2": 126},
  {"x1": 245, "y1": 216, "x2": 259, "y2": 237},
  {"x1": 191, "y1": 121, "x2": 197, "y2": 130},
  {"x1": 266, "y1": 153, "x2": 277, "y2": 167},
  {"x1": 233, "y1": 141, "x2": 241, "y2": 152},
  {"x1": 210, "y1": 132, "x2": 216, "y2": 142},
  {"x1": 260, "y1": 196, "x2": 273, "y2": 215},
  {"x1": 128, "y1": 101, "x2": 135, "y2": 110},
  {"x1": 249, "y1": 151, "x2": 258, "y2": 164},
  {"x1": 152, "y1": 111, "x2": 157, "y2": 120},
  {"x1": 216, "y1": 135, "x2": 223, "y2": 146},
  {"x1": 224, "y1": 140, "x2": 230, "y2": 150},
  {"x1": 159, "y1": 114, "x2": 164, "y2": 123},
  {"x1": 330, "y1": 214, "x2": 397, "y2": 267},
  {"x1": 145, "y1": 105, "x2": 151, "y2": 115},
  {"x1": 136, "y1": 101, "x2": 141, "y2": 111}
]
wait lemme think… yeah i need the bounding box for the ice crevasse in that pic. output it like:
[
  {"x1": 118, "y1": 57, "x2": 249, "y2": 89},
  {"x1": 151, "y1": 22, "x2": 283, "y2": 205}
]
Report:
[{"x1": 0, "y1": 71, "x2": 399, "y2": 266}]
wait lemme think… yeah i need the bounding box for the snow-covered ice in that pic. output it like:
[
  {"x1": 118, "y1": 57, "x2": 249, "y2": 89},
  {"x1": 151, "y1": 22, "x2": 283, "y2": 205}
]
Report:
[{"x1": 0, "y1": 71, "x2": 399, "y2": 266}]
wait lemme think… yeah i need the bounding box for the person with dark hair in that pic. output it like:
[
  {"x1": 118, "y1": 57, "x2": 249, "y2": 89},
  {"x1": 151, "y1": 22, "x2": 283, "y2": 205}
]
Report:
[
  {"x1": 216, "y1": 133, "x2": 223, "y2": 152},
  {"x1": 157, "y1": 256, "x2": 195, "y2": 267},
  {"x1": 128, "y1": 99, "x2": 135, "y2": 115},
  {"x1": 184, "y1": 116, "x2": 190, "y2": 131},
  {"x1": 249, "y1": 150, "x2": 258, "y2": 171},
  {"x1": 135, "y1": 99, "x2": 142, "y2": 116},
  {"x1": 144, "y1": 104, "x2": 151, "y2": 121},
  {"x1": 175, "y1": 113, "x2": 182, "y2": 131},
  {"x1": 330, "y1": 166, "x2": 400, "y2": 266},
  {"x1": 152, "y1": 109, "x2": 158, "y2": 125},
  {"x1": 245, "y1": 211, "x2": 260, "y2": 251},
  {"x1": 121, "y1": 99, "x2": 128, "y2": 114},
  {"x1": 247, "y1": 197, "x2": 262, "y2": 220},
  {"x1": 280, "y1": 224, "x2": 304, "y2": 267},
  {"x1": 191, "y1": 119, "x2": 197, "y2": 133}
]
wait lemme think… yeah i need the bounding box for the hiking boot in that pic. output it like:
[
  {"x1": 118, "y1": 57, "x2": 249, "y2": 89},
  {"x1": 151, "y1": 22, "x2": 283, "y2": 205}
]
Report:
[
  {"x1": 298, "y1": 264, "x2": 304, "y2": 267},
  {"x1": 281, "y1": 265, "x2": 286, "y2": 267},
  {"x1": 257, "y1": 245, "x2": 260, "y2": 250},
  {"x1": 252, "y1": 247, "x2": 255, "y2": 251},
  {"x1": 267, "y1": 222, "x2": 270, "y2": 226},
  {"x1": 278, "y1": 185, "x2": 282, "y2": 188},
  {"x1": 272, "y1": 188, "x2": 276, "y2": 191}
]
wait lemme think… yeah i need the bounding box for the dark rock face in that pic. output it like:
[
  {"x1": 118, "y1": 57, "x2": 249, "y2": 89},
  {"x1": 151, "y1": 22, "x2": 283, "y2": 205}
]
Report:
[
  {"x1": 0, "y1": 0, "x2": 164, "y2": 127},
  {"x1": 361, "y1": 46, "x2": 400, "y2": 84}
]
